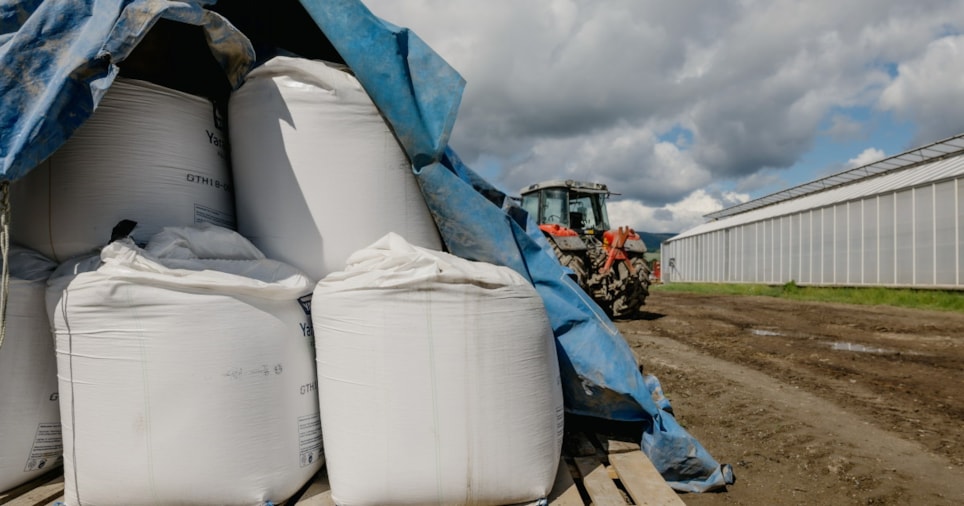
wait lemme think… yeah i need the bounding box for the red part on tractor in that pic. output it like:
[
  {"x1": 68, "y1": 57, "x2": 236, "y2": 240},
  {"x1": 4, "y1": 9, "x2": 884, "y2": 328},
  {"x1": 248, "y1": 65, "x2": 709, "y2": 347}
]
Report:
[{"x1": 539, "y1": 223, "x2": 579, "y2": 237}]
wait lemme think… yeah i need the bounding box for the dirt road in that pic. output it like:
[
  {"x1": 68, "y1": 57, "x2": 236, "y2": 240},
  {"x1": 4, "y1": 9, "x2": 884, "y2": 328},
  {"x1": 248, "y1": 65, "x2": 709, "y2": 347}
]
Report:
[{"x1": 616, "y1": 291, "x2": 964, "y2": 505}]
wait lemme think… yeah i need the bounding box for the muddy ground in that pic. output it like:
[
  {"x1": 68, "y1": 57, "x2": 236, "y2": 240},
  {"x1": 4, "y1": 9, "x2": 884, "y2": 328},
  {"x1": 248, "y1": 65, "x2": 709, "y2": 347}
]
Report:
[{"x1": 616, "y1": 291, "x2": 964, "y2": 505}]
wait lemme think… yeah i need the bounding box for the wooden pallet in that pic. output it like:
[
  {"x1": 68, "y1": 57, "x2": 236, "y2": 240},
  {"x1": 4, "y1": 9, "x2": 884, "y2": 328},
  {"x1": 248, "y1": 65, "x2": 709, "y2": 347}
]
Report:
[
  {"x1": 550, "y1": 432, "x2": 686, "y2": 506},
  {"x1": 0, "y1": 471, "x2": 64, "y2": 506},
  {"x1": 289, "y1": 430, "x2": 685, "y2": 506},
  {"x1": 2, "y1": 433, "x2": 683, "y2": 506}
]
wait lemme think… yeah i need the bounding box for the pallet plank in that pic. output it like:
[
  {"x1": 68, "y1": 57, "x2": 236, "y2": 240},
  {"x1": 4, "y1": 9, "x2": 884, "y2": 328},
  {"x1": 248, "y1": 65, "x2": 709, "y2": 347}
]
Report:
[
  {"x1": 294, "y1": 489, "x2": 334, "y2": 506},
  {"x1": 3, "y1": 476, "x2": 64, "y2": 506},
  {"x1": 1, "y1": 472, "x2": 59, "y2": 504},
  {"x1": 609, "y1": 451, "x2": 685, "y2": 506},
  {"x1": 574, "y1": 456, "x2": 627, "y2": 506},
  {"x1": 596, "y1": 435, "x2": 640, "y2": 455},
  {"x1": 547, "y1": 458, "x2": 583, "y2": 506},
  {"x1": 567, "y1": 432, "x2": 599, "y2": 458},
  {"x1": 293, "y1": 469, "x2": 334, "y2": 506}
]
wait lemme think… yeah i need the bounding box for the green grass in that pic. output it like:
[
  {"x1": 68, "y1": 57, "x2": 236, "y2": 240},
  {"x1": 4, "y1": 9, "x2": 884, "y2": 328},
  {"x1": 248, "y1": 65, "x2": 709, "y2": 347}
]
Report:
[{"x1": 652, "y1": 281, "x2": 964, "y2": 313}]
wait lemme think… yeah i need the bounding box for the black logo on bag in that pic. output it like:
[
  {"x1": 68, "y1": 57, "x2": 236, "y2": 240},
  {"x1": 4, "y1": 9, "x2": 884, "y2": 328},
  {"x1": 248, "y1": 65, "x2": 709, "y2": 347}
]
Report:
[
  {"x1": 212, "y1": 104, "x2": 226, "y2": 131},
  {"x1": 298, "y1": 294, "x2": 312, "y2": 316}
]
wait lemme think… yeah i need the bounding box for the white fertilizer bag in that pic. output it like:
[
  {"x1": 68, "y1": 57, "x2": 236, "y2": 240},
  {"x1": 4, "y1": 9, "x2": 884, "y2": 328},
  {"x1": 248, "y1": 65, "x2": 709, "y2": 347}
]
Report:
[
  {"x1": 11, "y1": 77, "x2": 235, "y2": 262},
  {"x1": 229, "y1": 56, "x2": 442, "y2": 281},
  {"x1": 0, "y1": 247, "x2": 61, "y2": 492},
  {"x1": 47, "y1": 224, "x2": 322, "y2": 506},
  {"x1": 313, "y1": 233, "x2": 565, "y2": 506}
]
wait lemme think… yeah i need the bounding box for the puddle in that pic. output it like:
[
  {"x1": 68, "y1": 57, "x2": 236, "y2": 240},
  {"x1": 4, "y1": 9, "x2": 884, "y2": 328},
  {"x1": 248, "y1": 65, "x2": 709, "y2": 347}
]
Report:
[
  {"x1": 830, "y1": 342, "x2": 892, "y2": 354},
  {"x1": 750, "y1": 329, "x2": 782, "y2": 336}
]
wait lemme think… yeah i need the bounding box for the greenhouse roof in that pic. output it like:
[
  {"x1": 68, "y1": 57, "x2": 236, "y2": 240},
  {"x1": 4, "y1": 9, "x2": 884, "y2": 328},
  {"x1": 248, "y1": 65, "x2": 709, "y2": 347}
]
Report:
[
  {"x1": 705, "y1": 133, "x2": 964, "y2": 221},
  {"x1": 670, "y1": 133, "x2": 964, "y2": 242}
]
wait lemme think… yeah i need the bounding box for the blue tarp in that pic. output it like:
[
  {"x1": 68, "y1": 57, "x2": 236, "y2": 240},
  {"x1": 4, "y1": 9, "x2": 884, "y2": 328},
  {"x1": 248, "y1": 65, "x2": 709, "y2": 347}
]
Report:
[
  {"x1": 0, "y1": 0, "x2": 733, "y2": 492},
  {"x1": 0, "y1": 0, "x2": 253, "y2": 181}
]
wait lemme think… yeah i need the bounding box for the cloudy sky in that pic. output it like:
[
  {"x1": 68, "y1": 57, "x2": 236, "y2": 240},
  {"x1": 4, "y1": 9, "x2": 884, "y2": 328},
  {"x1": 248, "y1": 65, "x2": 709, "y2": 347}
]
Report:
[{"x1": 364, "y1": 0, "x2": 964, "y2": 233}]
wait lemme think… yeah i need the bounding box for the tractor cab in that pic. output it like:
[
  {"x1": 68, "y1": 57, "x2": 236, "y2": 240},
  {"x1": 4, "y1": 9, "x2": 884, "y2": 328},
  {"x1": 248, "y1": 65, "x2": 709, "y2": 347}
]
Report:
[{"x1": 519, "y1": 180, "x2": 612, "y2": 236}]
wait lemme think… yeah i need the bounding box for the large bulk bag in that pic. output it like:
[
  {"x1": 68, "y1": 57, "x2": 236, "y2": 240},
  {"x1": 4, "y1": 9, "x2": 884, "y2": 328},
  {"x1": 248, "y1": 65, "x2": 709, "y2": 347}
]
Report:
[
  {"x1": 228, "y1": 56, "x2": 442, "y2": 281},
  {"x1": 11, "y1": 77, "x2": 235, "y2": 262},
  {"x1": 46, "y1": 224, "x2": 321, "y2": 505},
  {"x1": 0, "y1": 247, "x2": 60, "y2": 492},
  {"x1": 313, "y1": 233, "x2": 564, "y2": 506}
]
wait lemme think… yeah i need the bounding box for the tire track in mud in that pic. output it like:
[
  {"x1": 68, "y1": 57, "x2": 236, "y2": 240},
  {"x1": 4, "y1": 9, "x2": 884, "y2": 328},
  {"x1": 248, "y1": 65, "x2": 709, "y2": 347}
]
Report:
[{"x1": 622, "y1": 329, "x2": 964, "y2": 506}]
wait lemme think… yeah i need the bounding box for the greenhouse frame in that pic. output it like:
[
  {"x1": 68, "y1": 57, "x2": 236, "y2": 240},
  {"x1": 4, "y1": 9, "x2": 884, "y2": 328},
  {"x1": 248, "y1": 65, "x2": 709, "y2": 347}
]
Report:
[{"x1": 661, "y1": 134, "x2": 964, "y2": 289}]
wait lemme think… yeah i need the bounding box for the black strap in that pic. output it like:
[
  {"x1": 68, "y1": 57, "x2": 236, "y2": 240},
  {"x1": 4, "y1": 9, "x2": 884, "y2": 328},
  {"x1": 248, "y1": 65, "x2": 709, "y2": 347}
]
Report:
[{"x1": 109, "y1": 219, "x2": 138, "y2": 243}]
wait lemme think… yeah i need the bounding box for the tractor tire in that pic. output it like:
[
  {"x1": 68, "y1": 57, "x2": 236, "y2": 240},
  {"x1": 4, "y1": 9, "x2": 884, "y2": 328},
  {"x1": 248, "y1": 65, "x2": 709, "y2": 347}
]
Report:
[
  {"x1": 582, "y1": 238, "x2": 616, "y2": 317},
  {"x1": 604, "y1": 255, "x2": 654, "y2": 320},
  {"x1": 609, "y1": 261, "x2": 645, "y2": 320},
  {"x1": 631, "y1": 256, "x2": 652, "y2": 305},
  {"x1": 549, "y1": 239, "x2": 588, "y2": 287}
]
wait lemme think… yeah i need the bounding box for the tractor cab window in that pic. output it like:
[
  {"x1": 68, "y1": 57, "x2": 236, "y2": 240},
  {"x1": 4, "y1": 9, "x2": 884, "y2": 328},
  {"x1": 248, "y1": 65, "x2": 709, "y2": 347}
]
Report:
[
  {"x1": 569, "y1": 192, "x2": 610, "y2": 231},
  {"x1": 520, "y1": 193, "x2": 540, "y2": 222},
  {"x1": 541, "y1": 188, "x2": 569, "y2": 226},
  {"x1": 595, "y1": 193, "x2": 611, "y2": 231}
]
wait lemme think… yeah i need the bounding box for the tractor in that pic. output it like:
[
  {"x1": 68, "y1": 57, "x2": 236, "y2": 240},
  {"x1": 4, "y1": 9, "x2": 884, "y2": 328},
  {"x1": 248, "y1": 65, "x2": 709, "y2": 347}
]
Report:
[{"x1": 519, "y1": 180, "x2": 651, "y2": 319}]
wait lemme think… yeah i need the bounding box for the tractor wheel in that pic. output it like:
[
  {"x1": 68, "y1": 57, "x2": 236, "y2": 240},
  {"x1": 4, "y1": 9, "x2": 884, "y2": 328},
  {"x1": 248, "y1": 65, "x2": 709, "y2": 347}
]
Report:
[
  {"x1": 630, "y1": 256, "x2": 652, "y2": 305},
  {"x1": 609, "y1": 261, "x2": 645, "y2": 320},
  {"x1": 581, "y1": 238, "x2": 616, "y2": 316},
  {"x1": 549, "y1": 239, "x2": 588, "y2": 287}
]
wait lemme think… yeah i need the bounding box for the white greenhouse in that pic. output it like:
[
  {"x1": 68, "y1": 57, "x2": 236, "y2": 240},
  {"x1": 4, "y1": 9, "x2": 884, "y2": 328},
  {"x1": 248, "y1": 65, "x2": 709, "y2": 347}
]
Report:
[{"x1": 661, "y1": 134, "x2": 964, "y2": 289}]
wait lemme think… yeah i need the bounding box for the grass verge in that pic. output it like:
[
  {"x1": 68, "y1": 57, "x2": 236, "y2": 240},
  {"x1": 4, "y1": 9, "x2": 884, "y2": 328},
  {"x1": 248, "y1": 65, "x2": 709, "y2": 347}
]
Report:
[{"x1": 651, "y1": 281, "x2": 964, "y2": 313}]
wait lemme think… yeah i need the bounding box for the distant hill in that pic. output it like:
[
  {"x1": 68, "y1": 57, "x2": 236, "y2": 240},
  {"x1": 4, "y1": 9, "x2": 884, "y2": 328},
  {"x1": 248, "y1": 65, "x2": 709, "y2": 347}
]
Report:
[{"x1": 638, "y1": 232, "x2": 677, "y2": 252}]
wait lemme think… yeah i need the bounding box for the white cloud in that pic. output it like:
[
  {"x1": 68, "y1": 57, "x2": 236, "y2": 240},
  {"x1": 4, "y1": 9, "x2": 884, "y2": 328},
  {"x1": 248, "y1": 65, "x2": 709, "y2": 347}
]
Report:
[
  {"x1": 879, "y1": 35, "x2": 964, "y2": 146},
  {"x1": 364, "y1": 0, "x2": 964, "y2": 230},
  {"x1": 499, "y1": 124, "x2": 713, "y2": 206},
  {"x1": 846, "y1": 148, "x2": 887, "y2": 169},
  {"x1": 608, "y1": 188, "x2": 750, "y2": 234}
]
